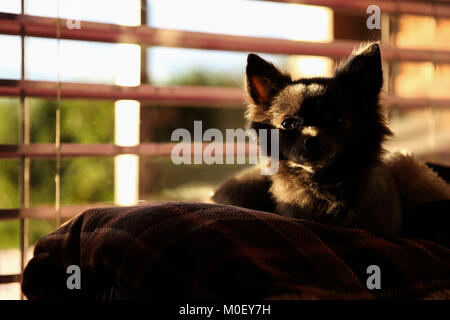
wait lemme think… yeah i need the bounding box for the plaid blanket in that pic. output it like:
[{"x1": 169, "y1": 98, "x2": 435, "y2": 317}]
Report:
[{"x1": 21, "y1": 201, "x2": 450, "y2": 300}]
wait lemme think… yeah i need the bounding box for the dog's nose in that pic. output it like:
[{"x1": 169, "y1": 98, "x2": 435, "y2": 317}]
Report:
[{"x1": 303, "y1": 136, "x2": 323, "y2": 154}]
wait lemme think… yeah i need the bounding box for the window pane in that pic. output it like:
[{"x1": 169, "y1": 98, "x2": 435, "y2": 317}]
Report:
[
  {"x1": 28, "y1": 220, "x2": 54, "y2": 246},
  {"x1": 25, "y1": 0, "x2": 138, "y2": 25},
  {"x1": 61, "y1": 100, "x2": 114, "y2": 143},
  {"x1": 30, "y1": 98, "x2": 56, "y2": 143},
  {"x1": 147, "y1": 47, "x2": 298, "y2": 87},
  {"x1": 0, "y1": 35, "x2": 21, "y2": 80},
  {"x1": 30, "y1": 99, "x2": 114, "y2": 143},
  {"x1": 148, "y1": 0, "x2": 332, "y2": 40},
  {"x1": 0, "y1": 221, "x2": 20, "y2": 249},
  {"x1": 0, "y1": 246, "x2": 21, "y2": 299},
  {"x1": 27, "y1": 38, "x2": 116, "y2": 84},
  {"x1": 29, "y1": 159, "x2": 55, "y2": 207},
  {"x1": 0, "y1": 159, "x2": 19, "y2": 209},
  {"x1": 0, "y1": 283, "x2": 21, "y2": 300},
  {"x1": 0, "y1": 98, "x2": 19, "y2": 144},
  {"x1": 148, "y1": 47, "x2": 246, "y2": 86},
  {"x1": 395, "y1": 15, "x2": 450, "y2": 50},
  {"x1": 141, "y1": 106, "x2": 245, "y2": 143},
  {"x1": 61, "y1": 157, "x2": 114, "y2": 205},
  {"x1": 0, "y1": 0, "x2": 20, "y2": 14},
  {"x1": 140, "y1": 156, "x2": 250, "y2": 202},
  {"x1": 387, "y1": 108, "x2": 450, "y2": 164},
  {"x1": 29, "y1": 157, "x2": 114, "y2": 206}
]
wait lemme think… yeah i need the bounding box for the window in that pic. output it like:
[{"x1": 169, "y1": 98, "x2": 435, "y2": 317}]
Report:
[{"x1": 0, "y1": 0, "x2": 449, "y2": 300}]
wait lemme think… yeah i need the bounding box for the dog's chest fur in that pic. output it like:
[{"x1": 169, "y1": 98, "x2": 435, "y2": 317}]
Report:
[
  {"x1": 269, "y1": 160, "x2": 404, "y2": 236},
  {"x1": 270, "y1": 163, "x2": 354, "y2": 221}
]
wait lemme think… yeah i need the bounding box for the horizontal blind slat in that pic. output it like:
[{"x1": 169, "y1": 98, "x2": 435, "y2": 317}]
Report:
[
  {"x1": 1, "y1": 14, "x2": 450, "y2": 63},
  {"x1": 1, "y1": 80, "x2": 449, "y2": 109}
]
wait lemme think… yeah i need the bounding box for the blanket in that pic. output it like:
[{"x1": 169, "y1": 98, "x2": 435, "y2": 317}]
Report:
[{"x1": 21, "y1": 201, "x2": 450, "y2": 300}]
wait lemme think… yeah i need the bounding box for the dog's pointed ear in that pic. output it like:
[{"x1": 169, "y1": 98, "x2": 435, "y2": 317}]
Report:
[
  {"x1": 335, "y1": 42, "x2": 383, "y2": 98},
  {"x1": 246, "y1": 54, "x2": 291, "y2": 106}
]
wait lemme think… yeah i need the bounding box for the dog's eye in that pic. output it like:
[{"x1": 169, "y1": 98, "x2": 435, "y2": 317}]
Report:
[{"x1": 281, "y1": 118, "x2": 301, "y2": 130}]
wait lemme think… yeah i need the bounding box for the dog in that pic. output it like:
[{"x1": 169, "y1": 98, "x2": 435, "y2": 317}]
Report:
[{"x1": 212, "y1": 42, "x2": 450, "y2": 237}]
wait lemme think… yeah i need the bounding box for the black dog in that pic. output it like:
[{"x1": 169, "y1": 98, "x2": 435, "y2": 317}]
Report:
[{"x1": 213, "y1": 43, "x2": 450, "y2": 237}]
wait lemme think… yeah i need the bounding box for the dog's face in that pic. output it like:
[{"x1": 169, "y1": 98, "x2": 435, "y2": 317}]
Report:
[{"x1": 245, "y1": 43, "x2": 391, "y2": 171}]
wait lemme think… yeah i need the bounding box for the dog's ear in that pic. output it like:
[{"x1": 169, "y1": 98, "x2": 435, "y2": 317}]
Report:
[
  {"x1": 335, "y1": 42, "x2": 383, "y2": 98},
  {"x1": 246, "y1": 54, "x2": 291, "y2": 106}
]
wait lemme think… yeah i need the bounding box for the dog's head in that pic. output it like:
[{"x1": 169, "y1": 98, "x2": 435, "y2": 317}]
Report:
[{"x1": 245, "y1": 42, "x2": 392, "y2": 172}]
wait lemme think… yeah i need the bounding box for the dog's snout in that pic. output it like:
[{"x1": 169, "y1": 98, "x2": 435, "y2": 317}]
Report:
[{"x1": 303, "y1": 136, "x2": 323, "y2": 154}]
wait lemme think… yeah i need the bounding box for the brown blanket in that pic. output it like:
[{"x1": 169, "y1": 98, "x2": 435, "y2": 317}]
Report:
[{"x1": 21, "y1": 201, "x2": 450, "y2": 300}]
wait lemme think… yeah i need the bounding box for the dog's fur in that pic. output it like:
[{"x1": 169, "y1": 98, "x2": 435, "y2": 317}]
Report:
[{"x1": 212, "y1": 43, "x2": 450, "y2": 237}]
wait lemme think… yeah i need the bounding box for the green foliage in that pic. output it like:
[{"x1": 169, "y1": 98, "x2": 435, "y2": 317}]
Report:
[
  {"x1": 163, "y1": 69, "x2": 241, "y2": 87},
  {"x1": 0, "y1": 160, "x2": 19, "y2": 209},
  {"x1": 30, "y1": 99, "x2": 114, "y2": 143},
  {"x1": 29, "y1": 99, "x2": 56, "y2": 143},
  {"x1": 0, "y1": 98, "x2": 19, "y2": 144},
  {"x1": 61, "y1": 157, "x2": 114, "y2": 205},
  {"x1": 0, "y1": 220, "x2": 19, "y2": 249},
  {"x1": 28, "y1": 220, "x2": 57, "y2": 246},
  {"x1": 0, "y1": 99, "x2": 115, "y2": 247},
  {"x1": 0, "y1": 220, "x2": 58, "y2": 249},
  {"x1": 61, "y1": 100, "x2": 114, "y2": 143}
]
